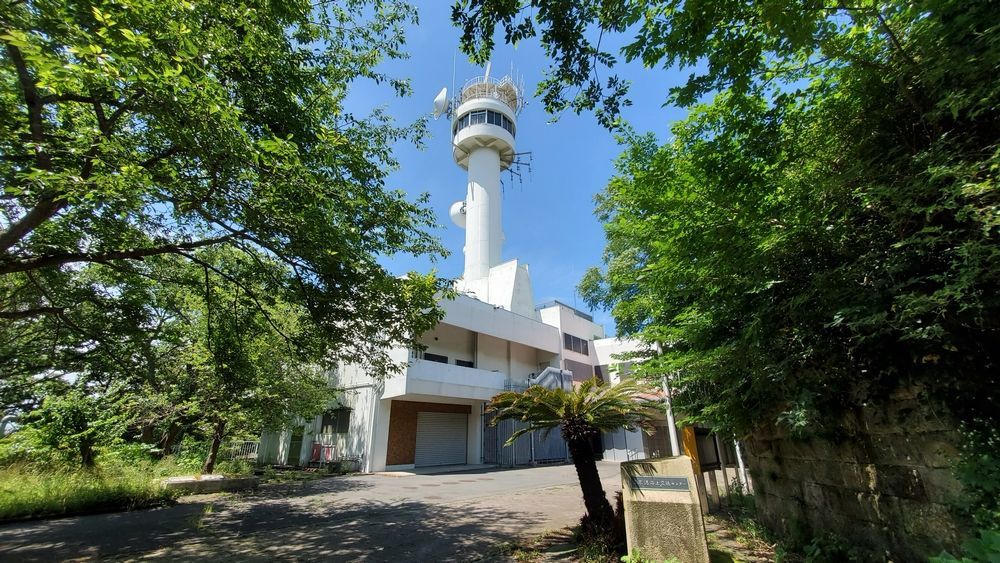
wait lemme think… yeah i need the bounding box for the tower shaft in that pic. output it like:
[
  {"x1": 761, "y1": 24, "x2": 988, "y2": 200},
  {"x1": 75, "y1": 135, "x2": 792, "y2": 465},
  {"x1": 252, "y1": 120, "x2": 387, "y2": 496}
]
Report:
[{"x1": 464, "y1": 147, "x2": 503, "y2": 283}]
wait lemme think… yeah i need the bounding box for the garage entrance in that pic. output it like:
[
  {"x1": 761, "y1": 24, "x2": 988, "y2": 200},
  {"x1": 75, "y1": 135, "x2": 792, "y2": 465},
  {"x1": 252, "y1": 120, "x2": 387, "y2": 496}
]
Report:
[
  {"x1": 385, "y1": 400, "x2": 472, "y2": 468},
  {"x1": 414, "y1": 411, "x2": 467, "y2": 466}
]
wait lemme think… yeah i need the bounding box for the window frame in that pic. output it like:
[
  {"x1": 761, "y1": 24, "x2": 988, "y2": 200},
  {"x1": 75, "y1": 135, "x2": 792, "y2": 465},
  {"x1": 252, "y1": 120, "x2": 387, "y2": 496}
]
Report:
[{"x1": 423, "y1": 352, "x2": 448, "y2": 363}]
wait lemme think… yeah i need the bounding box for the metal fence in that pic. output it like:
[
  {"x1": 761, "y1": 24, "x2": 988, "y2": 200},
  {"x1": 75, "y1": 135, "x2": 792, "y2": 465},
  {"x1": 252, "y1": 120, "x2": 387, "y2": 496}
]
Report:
[
  {"x1": 483, "y1": 411, "x2": 567, "y2": 467},
  {"x1": 219, "y1": 440, "x2": 259, "y2": 462}
]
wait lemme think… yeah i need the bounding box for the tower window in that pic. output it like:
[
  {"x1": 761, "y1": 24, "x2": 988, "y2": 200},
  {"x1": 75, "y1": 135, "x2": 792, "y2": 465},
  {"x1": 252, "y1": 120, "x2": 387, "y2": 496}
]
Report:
[{"x1": 453, "y1": 109, "x2": 516, "y2": 137}]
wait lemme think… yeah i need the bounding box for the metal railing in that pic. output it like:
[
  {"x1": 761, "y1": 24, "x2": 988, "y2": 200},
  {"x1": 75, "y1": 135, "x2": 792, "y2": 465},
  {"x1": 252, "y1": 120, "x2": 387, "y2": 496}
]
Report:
[
  {"x1": 220, "y1": 440, "x2": 259, "y2": 462},
  {"x1": 459, "y1": 75, "x2": 523, "y2": 113}
]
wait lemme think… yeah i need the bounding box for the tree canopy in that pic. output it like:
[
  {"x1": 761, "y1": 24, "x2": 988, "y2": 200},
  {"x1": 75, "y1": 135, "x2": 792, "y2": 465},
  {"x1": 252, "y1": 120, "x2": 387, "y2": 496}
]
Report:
[
  {"x1": 457, "y1": 0, "x2": 1000, "y2": 530},
  {"x1": 456, "y1": 0, "x2": 999, "y2": 435},
  {"x1": 1, "y1": 0, "x2": 449, "y2": 462},
  {"x1": 0, "y1": 0, "x2": 444, "y2": 414}
]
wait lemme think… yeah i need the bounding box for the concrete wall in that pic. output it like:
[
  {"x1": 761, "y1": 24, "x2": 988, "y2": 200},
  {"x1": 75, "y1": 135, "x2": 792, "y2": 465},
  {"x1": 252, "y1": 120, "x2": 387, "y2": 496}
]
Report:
[
  {"x1": 509, "y1": 341, "x2": 538, "y2": 384},
  {"x1": 258, "y1": 430, "x2": 281, "y2": 464},
  {"x1": 476, "y1": 332, "x2": 508, "y2": 373},
  {"x1": 420, "y1": 323, "x2": 475, "y2": 365},
  {"x1": 336, "y1": 385, "x2": 378, "y2": 464},
  {"x1": 384, "y1": 357, "x2": 507, "y2": 400},
  {"x1": 745, "y1": 386, "x2": 966, "y2": 560},
  {"x1": 537, "y1": 302, "x2": 606, "y2": 379},
  {"x1": 593, "y1": 338, "x2": 644, "y2": 383},
  {"x1": 441, "y1": 294, "x2": 561, "y2": 353}
]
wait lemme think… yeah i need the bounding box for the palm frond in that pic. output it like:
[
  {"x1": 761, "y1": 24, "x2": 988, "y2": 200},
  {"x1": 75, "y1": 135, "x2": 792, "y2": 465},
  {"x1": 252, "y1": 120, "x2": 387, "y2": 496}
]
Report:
[{"x1": 487, "y1": 377, "x2": 659, "y2": 438}]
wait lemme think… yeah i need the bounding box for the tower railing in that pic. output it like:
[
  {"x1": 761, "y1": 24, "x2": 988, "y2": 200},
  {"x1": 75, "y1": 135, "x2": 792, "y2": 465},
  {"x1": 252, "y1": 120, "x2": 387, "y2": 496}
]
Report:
[{"x1": 459, "y1": 75, "x2": 523, "y2": 113}]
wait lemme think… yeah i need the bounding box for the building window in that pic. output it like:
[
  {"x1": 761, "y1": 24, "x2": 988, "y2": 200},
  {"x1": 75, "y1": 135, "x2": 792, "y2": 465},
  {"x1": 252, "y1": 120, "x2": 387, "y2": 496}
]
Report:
[
  {"x1": 322, "y1": 408, "x2": 351, "y2": 434},
  {"x1": 423, "y1": 352, "x2": 448, "y2": 363},
  {"x1": 563, "y1": 333, "x2": 589, "y2": 355},
  {"x1": 455, "y1": 359, "x2": 475, "y2": 368}
]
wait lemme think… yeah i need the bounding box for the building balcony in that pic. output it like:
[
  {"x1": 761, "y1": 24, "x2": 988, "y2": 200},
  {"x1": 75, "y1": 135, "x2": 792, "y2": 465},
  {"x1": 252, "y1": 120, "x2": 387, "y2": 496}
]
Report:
[{"x1": 383, "y1": 357, "x2": 508, "y2": 402}]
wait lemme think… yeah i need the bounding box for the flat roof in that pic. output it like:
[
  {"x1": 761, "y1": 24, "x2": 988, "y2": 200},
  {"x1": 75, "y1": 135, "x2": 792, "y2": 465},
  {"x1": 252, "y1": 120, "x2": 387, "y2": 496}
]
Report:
[{"x1": 534, "y1": 299, "x2": 594, "y2": 322}]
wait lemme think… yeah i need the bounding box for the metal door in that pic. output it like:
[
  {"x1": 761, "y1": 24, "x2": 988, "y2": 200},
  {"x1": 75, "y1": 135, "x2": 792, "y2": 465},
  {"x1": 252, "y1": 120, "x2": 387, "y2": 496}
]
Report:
[{"x1": 414, "y1": 412, "x2": 467, "y2": 466}]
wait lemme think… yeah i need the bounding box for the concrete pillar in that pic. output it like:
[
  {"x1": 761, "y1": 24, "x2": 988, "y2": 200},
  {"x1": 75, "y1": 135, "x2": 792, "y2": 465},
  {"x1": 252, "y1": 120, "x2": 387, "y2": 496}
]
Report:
[
  {"x1": 707, "y1": 470, "x2": 721, "y2": 512},
  {"x1": 681, "y1": 427, "x2": 710, "y2": 515},
  {"x1": 300, "y1": 418, "x2": 317, "y2": 466},
  {"x1": 468, "y1": 402, "x2": 483, "y2": 464},
  {"x1": 662, "y1": 374, "x2": 681, "y2": 457},
  {"x1": 713, "y1": 434, "x2": 732, "y2": 502},
  {"x1": 370, "y1": 399, "x2": 392, "y2": 472}
]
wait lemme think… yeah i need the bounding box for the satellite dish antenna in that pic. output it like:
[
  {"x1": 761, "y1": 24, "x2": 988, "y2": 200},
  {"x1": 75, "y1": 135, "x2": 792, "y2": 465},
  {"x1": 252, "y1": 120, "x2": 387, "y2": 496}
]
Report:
[{"x1": 432, "y1": 87, "x2": 448, "y2": 119}]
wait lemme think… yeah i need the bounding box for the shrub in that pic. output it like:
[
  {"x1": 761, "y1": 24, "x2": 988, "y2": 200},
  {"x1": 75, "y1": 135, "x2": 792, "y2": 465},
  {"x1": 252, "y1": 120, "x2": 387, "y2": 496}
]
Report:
[{"x1": 576, "y1": 491, "x2": 628, "y2": 563}]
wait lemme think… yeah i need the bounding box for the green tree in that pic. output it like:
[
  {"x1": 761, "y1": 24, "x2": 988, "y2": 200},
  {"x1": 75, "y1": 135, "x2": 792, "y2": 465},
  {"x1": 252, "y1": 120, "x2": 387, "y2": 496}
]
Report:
[
  {"x1": 18, "y1": 388, "x2": 106, "y2": 467},
  {"x1": 1, "y1": 0, "x2": 448, "y2": 406},
  {"x1": 488, "y1": 379, "x2": 656, "y2": 526},
  {"x1": 456, "y1": 0, "x2": 1000, "y2": 540},
  {"x1": 453, "y1": 0, "x2": 1000, "y2": 433},
  {"x1": 2, "y1": 250, "x2": 340, "y2": 469}
]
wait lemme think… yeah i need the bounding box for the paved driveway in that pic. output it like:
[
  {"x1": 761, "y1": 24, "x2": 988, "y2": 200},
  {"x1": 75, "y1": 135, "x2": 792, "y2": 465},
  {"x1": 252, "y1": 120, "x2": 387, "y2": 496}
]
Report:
[{"x1": 0, "y1": 462, "x2": 623, "y2": 562}]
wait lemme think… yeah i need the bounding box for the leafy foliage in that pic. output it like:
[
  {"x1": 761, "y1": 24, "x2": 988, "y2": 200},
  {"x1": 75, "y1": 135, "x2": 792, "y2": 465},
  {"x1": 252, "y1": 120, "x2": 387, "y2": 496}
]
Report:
[
  {"x1": 0, "y1": 461, "x2": 178, "y2": 521},
  {"x1": 457, "y1": 0, "x2": 1000, "y2": 549},
  {"x1": 488, "y1": 378, "x2": 657, "y2": 527},
  {"x1": 1, "y1": 0, "x2": 448, "y2": 411},
  {"x1": 954, "y1": 422, "x2": 1000, "y2": 531},
  {"x1": 930, "y1": 529, "x2": 1000, "y2": 563},
  {"x1": 1, "y1": 0, "x2": 451, "y2": 471},
  {"x1": 489, "y1": 378, "x2": 657, "y2": 444},
  {"x1": 459, "y1": 0, "x2": 1000, "y2": 434}
]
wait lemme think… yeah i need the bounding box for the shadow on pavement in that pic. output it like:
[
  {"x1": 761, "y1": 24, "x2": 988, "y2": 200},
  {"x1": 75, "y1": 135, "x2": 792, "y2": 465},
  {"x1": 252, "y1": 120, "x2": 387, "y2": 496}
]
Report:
[{"x1": 0, "y1": 475, "x2": 542, "y2": 562}]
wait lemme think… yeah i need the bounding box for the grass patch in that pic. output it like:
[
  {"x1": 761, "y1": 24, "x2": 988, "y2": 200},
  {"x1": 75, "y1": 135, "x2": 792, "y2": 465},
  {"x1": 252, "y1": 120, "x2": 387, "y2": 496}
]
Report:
[
  {"x1": 491, "y1": 529, "x2": 574, "y2": 563},
  {"x1": 0, "y1": 462, "x2": 180, "y2": 522},
  {"x1": 493, "y1": 539, "x2": 543, "y2": 563}
]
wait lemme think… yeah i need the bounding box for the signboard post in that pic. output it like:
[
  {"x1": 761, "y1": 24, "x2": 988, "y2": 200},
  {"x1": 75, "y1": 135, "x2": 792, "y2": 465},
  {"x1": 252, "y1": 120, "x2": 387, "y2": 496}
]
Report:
[{"x1": 621, "y1": 455, "x2": 710, "y2": 563}]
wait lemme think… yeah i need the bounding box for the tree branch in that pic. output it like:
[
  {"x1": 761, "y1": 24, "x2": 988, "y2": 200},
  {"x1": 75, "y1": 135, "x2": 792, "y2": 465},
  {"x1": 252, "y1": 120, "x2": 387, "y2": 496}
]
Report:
[
  {"x1": 0, "y1": 234, "x2": 240, "y2": 275},
  {"x1": 4, "y1": 43, "x2": 45, "y2": 157},
  {"x1": 180, "y1": 251, "x2": 298, "y2": 349},
  {"x1": 141, "y1": 146, "x2": 180, "y2": 169},
  {"x1": 0, "y1": 306, "x2": 64, "y2": 319},
  {"x1": 0, "y1": 89, "x2": 138, "y2": 254},
  {"x1": 0, "y1": 195, "x2": 67, "y2": 255}
]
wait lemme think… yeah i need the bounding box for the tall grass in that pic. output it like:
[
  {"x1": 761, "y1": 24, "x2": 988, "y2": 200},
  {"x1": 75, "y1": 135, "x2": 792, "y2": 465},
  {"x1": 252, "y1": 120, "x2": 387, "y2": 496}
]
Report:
[{"x1": 0, "y1": 462, "x2": 179, "y2": 521}]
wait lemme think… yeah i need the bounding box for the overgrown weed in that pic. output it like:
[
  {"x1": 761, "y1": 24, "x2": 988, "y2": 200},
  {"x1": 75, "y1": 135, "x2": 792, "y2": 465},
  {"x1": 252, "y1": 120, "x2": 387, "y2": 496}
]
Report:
[{"x1": 0, "y1": 461, "x2": 178, "y2": 521}]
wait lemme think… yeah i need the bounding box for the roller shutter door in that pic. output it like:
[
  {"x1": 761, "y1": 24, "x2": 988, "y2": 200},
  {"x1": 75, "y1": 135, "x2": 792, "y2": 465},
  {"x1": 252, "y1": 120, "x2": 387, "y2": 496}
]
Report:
[{"x1": 414, "y1": 412, "x2": 467, "y2": 466}]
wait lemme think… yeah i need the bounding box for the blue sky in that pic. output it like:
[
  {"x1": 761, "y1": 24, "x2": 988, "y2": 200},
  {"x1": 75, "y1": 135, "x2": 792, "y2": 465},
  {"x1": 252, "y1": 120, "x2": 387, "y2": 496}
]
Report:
[{"x1": 347, "y1": 3, "x2": 689, "y2": 335}]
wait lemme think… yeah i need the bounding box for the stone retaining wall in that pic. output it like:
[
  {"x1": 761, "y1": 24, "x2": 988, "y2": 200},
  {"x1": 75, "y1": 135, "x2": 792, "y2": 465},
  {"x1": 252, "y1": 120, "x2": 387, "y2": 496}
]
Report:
[{"x1": 744, "y1": 386, "x2": 967, "y2": 561}]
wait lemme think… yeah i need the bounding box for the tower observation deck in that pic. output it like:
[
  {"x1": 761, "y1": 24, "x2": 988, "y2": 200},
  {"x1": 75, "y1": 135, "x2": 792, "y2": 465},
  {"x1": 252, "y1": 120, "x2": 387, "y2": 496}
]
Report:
[{"x1": 448, "y1": 73, "x2": 524, "y2": 287}]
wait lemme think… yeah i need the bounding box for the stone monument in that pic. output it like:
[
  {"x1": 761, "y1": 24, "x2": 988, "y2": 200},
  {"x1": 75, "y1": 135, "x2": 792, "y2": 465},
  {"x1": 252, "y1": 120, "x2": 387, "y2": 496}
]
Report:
[{"x1": 621, "y1": 455, "x2": 710, "y2": 563}]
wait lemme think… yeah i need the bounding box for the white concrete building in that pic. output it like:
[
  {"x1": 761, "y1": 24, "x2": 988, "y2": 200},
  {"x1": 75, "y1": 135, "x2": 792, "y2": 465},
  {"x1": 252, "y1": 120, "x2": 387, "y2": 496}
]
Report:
[{"x1": 259, "y1": 70, "x2": 675, "y2": 472}]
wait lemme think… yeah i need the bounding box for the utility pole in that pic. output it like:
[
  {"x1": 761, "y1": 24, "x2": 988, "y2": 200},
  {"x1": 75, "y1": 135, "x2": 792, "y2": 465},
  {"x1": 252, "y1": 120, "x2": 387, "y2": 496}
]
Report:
[{"x1": 655, "y1": 341, "x2": 681, "y2": 457}]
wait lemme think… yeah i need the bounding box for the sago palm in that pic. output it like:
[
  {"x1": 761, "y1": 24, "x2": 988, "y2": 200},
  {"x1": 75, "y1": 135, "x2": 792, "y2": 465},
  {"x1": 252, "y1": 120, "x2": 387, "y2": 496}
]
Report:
[{"x1": 488, "y1": 378, "x2": 658, "y2": 525}]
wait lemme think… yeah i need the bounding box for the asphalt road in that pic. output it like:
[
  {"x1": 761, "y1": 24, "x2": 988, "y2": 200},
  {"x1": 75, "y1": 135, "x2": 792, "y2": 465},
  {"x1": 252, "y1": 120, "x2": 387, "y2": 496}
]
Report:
[{"x1": 0, "y1": 462, "x2": 623, "y2": 562}]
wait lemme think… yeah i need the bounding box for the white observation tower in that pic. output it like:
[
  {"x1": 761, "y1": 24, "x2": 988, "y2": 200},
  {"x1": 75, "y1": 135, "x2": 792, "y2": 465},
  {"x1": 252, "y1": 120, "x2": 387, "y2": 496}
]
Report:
[{"x1": 434, "y1": 65, "x2": 535, "y2": 317}]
